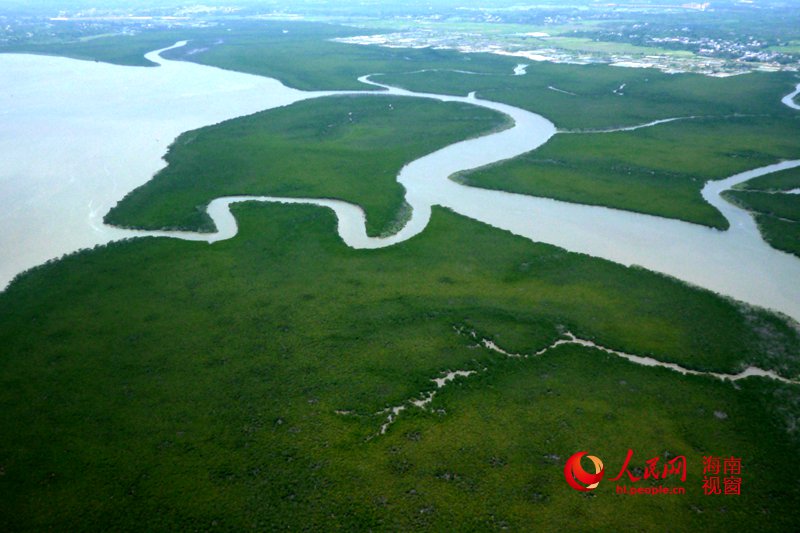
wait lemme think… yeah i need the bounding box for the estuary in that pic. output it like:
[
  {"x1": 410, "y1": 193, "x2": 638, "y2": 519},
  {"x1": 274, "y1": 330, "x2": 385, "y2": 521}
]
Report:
[{"x1": 1, "y1": 42, "x2": 799, "y2": 322}]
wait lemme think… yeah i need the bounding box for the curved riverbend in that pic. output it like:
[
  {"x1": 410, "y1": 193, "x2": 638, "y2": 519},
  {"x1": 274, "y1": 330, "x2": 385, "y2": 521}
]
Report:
[
  {"x1": 3, "y1": 43, "x2": 800, "y2": 324},
  {"x1": 702, "y1": 160, "x2": 800, "y2": 240},
  {"x1": 783, "y1": 82, "x2": 800, "y2": 110},
  {"x1": 181, "y1": 156, "x2": 800, "y2": 322}
]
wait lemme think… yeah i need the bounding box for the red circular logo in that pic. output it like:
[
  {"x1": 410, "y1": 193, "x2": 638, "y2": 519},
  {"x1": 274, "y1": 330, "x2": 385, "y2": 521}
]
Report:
[{"x1": 564, "y1": 451, "x2": 605, "y2": 492}]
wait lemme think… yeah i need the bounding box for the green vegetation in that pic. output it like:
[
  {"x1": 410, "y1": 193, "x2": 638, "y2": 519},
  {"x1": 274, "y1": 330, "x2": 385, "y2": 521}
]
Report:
[
  {"x1": 459, "y1": 116, "x2": 800, "y2": 229},
  {"x1": 106, "y1": 95, "x2": 506, "y2": 236},
  {"x1": 377, "y1": 65, "x2": 800, "y2": 228},
  {"x1": 723, "y1": 190, "x2": 800, "y2": 258},
  {"x1": 374, "y1": 58, "x2": 800, "y2": 226},
  {"x1": 737, "y1": 165, "x2": 800, "y2": 192},
  {"x1": 724, "y1": 167, "x2": 800, "y2": 257},
  {"x1": 6, "y1": 20, "x2": 799, "y2": 231},
  {"x1": 96, "y1": 23, "x2": 800, "y2": 231},
  {"x1": 7, "y1": 21, "x2": 800, "y2": 234},
  {"x1": 2, "y1": 204, "x2": 800, "y2": 530},
  {"x1": 752, "y1": 215, "x2": 800, "y2": 258},
  {"x1": 379, "y1": 65, "x2": 798, "y2": 130},
  {"x1": 0, "y1": 29, "x2": 189, "y2": 66},
  {"x1": 10, "y1": 19, "x2": 798, "y2": 231},
  {"x1": 0, "y1": 21, "x2": 520, "y2": 90},
  {"x1": 725, "y1": 190, "x2": 800, "y2": 223},
  {"x1": 3, "y1": 18, "x2": 800, "y2": 530},
  {"x1": 163, "y1": 23, "x2": 519, "y2": 91}
]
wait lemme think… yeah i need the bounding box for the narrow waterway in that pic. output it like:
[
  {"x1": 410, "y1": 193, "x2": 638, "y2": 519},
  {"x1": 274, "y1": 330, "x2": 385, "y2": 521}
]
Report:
[{"x1": 782, "y1": 82, "x2": 800, "y2": 110}]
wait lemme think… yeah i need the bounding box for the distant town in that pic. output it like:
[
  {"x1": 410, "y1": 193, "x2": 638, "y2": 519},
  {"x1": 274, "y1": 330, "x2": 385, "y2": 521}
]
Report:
[{"x1": 333, "y1": 30, "x2": 797, "y2": 77}]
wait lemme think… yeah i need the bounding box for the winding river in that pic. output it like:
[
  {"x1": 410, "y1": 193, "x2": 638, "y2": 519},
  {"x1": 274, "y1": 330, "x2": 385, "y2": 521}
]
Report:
[
  {"x1": 2, "y1": 42, "x2": 800, "y2": 324},
  {"x1": 783, "y1": 82, "x2": 800, "y2": 110}
]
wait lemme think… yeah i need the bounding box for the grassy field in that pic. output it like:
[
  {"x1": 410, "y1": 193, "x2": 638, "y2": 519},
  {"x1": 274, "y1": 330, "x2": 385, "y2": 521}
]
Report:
[
  {"x1": 2, "y1": 204, "x2": 800, "y2": 530},
  {"x1": 105, "y1": 95, "x2": 507, "y2": 236}
]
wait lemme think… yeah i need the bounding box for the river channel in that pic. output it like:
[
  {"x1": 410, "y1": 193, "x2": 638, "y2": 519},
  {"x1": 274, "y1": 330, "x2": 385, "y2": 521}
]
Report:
[{"x1": 1, "y1": 42, "x2": 799, "y2": 322}]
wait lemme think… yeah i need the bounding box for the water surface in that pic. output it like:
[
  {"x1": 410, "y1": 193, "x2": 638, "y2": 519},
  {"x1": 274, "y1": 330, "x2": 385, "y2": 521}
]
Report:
[{"x1": 0, "y1": 42, "x2": 326, "y2": 286}]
